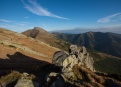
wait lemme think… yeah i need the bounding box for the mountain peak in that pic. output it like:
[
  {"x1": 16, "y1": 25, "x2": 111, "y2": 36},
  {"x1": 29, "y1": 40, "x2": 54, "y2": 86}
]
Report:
[
  {"x1": 22, "y1": 27, "x2": 69, "y2": 51},
  {"x1": 22, "y1": 27, "x2": 49, "y2": 39},
  {"x1": 33, "y1": 27, "x2": 44, "y2": 30},
  {"x1": 86, "y1": 31, "x2": 95, "y2": 35},
  {"x1": 33, "y1": 27, "x2": 48, "y2": 33}
]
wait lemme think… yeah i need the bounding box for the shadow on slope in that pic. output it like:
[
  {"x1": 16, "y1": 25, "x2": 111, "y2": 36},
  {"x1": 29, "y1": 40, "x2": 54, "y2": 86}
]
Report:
[
  {"x1": 0, "y1": 52, "x2": 60, "y2": 77},
  {"x1": 0, "y1": 52, "x2": 61, "y2": 87},
  {"x1": 0, "y1": 52, "x2": 121, "y2": 87}
]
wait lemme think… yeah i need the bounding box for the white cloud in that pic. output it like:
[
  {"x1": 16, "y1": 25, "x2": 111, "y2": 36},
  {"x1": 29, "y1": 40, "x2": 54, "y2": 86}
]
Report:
[
  {"x1": 21, "y1": 0, "x2": 69, "y2": 20},
  {"x1": 97, "y1": 13, "x2": 121, "y2": 23},
  {"x1": 41, "y1": 23, "x2": 47, "y2": 28},
  {"x1": 24, "y1": 16, "x2": 29, "y2": 18},
  {"x1": 16, "y1": 22, "x2": 29, "y2": 26},
  {"x1": 0, "y1": 21, "x2": 31, "y2": 32},
  {"x1": 0, "y1": 19, "x2": 16, "y2": 23}
]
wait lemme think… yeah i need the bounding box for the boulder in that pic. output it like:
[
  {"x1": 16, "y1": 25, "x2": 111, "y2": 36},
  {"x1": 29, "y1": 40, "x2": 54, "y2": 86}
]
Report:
[
  {"x1": 14, "y1": 79, "x2": 34, "y2": 87},
  {"x1": 50, "y1": 45, "x2": 95, "y2": 86},
  {"x1": 14, "y1": 73, "x2": 39, "y2": 87},
  {"x1": 69, "y1": 45, "x2": 95, "y2": 71},
  {"x1": 52, "y1": 45, "x2": 95, "y2": 71},
  {"x1": 52, "y1": 51, "x2": 69, "y2": 67}
]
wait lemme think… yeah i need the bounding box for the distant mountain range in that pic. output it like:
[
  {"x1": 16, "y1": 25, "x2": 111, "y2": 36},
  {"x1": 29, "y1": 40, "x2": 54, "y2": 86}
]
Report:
[
  {"x1": 52, "y1": 28, "x2": 121, "y2": 34},
  {"x1": 54, "y1": 32, "x2": 121, "y2": 58}
]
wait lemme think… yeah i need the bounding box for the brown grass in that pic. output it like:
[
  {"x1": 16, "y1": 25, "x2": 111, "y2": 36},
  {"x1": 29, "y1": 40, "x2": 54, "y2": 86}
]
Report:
[
  {"x1": 0, "y1": 71, "x2": 21, "y2": 84},
  {"x1": 72, "y1": 65, "x2": 108, "y2": 87}
]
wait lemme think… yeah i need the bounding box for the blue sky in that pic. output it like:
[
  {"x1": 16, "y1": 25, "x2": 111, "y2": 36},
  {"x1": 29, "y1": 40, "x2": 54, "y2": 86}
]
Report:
[{"x1": 0, "y1": 0, "x2": 121, "y2": 32}]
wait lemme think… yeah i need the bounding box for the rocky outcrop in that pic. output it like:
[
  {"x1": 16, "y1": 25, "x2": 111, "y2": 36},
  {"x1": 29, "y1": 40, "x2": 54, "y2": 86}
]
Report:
[
  {"x1": 14, "y1": 73, "x2": 39, "y2": 87},
  {"x1": 69, "y1": 45, "x2": 95, "y2": 71},
  {"x1": 50, "y1": 45, "x2": 95, "y2": 86},
  {"x1": 52, "y1": 45, "x2": 95, "y2": 71},
  {"x1": 49, "y1": 45, "x2": 121, "y2": 87}
]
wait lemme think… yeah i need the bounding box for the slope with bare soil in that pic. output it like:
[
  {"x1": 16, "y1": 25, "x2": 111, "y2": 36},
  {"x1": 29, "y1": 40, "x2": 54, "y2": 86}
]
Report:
[
  {"x1": 0, "y1": 28, "x2": 59, "y2": 74},
  {"x1": 0, "y1": 28, "x2": 59, "y2": 59}
]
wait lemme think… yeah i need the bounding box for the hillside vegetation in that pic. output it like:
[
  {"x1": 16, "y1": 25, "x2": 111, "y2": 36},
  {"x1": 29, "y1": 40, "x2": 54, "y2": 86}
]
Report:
[{"x1": 54, "y1": 32, "x2": 121, "y2": 58}]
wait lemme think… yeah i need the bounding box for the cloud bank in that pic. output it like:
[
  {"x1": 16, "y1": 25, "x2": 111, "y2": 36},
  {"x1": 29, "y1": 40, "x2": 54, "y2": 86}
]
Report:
[
  {"x1": 97, "y1": 13, "x2": 121, "y2": 23},
  {"x1": 21, "y1": 0, "x2": 69, "y2": 20}
]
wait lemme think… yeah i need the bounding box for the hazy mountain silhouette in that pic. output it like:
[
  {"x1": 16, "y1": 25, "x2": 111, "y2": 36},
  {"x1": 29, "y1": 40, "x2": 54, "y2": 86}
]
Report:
[{"x1": 52, "y1": 28, "x2": 121, "y2": 34}]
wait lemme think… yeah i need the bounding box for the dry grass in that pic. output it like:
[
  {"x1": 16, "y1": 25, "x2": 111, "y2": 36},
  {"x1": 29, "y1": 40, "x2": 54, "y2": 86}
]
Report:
[
  {"x1": 71, "y1": 65, "x2": 121, "y2": 87},
  {"x1": 0, "y1": 28, "x2": 58, "y2": 60},
  {"x1": 0, "y1": 71, "x2": 21, "y2": 84}
]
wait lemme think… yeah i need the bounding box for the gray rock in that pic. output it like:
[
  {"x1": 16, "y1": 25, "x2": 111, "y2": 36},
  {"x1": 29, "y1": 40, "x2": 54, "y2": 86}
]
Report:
[
  {"x1": 52, "y1": 51, "x2": 69, "y2": 67},
  {"x1": 14, "y1": 73, "x2": 39, "y2": 87},
  {"x1": 14, "y1": 79, "x2": 34, "y2": 87},
  {"x1": 51, "y1": 45, "x2": 95, "y2": 86},
  {"x1": 69, "y1": 45, "x2": 95, "y2": 71},
  {"x1": 52, "y1": 45, "x2": 95, "y2": 71}
]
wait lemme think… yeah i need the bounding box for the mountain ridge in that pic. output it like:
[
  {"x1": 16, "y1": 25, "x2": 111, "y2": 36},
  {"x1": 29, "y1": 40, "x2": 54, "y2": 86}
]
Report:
[
  {"x1": 52, "y1": 28, "x2": 121, "y2": 34},
  {"x1": 22, "y1": 27, "x2": 71, "y2": 51},
  {"x1": 54, "y1": 32, "x2": 121, "y2": 58}
]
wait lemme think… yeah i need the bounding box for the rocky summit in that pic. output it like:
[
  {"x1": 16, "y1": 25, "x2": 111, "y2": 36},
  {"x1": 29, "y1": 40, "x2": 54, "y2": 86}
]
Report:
[{"x1": 0, "y1": 45, "x2": 121, "y2": 87}]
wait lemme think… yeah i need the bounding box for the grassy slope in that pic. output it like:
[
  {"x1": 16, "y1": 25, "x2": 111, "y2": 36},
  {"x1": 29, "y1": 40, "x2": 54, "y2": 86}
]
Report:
[{"x1": 89, "y1": 49, "x2": 121, "y2": 75}]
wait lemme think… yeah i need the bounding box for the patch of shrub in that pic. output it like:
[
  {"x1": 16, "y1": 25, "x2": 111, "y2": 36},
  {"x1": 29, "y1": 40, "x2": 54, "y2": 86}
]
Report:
[
  {"x1": 0, "y1": 42, "x2": 4, "y2": 45},
  {"x1": 9, "y1": 45, "x2": 16, "y2": 48}
]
